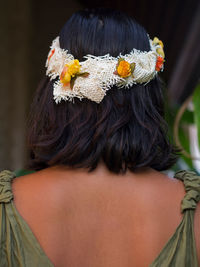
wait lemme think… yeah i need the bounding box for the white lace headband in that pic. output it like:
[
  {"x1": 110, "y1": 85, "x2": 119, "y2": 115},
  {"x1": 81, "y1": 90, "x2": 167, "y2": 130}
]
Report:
[{"x1": 46, "y1": 36, "x2": 165, "y2": 103}]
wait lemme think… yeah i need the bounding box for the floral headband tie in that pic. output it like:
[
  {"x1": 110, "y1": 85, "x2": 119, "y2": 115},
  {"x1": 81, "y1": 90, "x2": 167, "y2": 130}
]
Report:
[{"x1": 46, "y1": 36, "x2": 165, "y2": 103}]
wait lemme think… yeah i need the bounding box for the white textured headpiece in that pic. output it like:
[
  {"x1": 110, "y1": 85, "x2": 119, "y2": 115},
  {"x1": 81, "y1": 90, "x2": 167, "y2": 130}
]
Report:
[{"x1": 46, "y1": 36, "x2": 165, "y2": 103}]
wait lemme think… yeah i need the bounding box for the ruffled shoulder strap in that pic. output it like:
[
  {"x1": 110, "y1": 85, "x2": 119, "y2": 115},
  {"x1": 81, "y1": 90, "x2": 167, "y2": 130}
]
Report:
[
  {"x1": 174, "y1": 170, "x2": 200, "y2": 213},
  {"x1": 150, "y1": 170, "x2": 200, "y2": 266},
  {"x1": 0, "y1": 170, "x2": 16, "y2": 203}
]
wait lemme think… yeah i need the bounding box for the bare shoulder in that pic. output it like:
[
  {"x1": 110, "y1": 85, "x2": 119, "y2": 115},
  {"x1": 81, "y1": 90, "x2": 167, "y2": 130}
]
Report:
[
  {"x1": 12, "y1": 167, "x2": 186, "y2": 209},
  {"x1": 124, "y1": 168, "x2": 186, "y2": 205},
  {"x1": 12, "y1": 167, "x2": 77, "y2": 211}
]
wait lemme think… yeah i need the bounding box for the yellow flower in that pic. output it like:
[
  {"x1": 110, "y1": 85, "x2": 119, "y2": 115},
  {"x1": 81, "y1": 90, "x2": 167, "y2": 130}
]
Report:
[
  {"x1": 152, "y1": 37, "x2": 165, "y2": 59},
  {"x1": 67, "y1": 59, "x2": 80, "y2": 77},
  {"x1": 117, "y1": 60, "x2": 132, "y2": 78},
  {"x1": 152, "y1": 37, "x2": 164, "y2": 48},
  {"x1": 60, "y1": 60, "x2": 81, "y2": 86},
  {"x1": 159, "y1": 39, "x2": 164, "y2": 49},
  {"x1": 156, "y1": 47, "x2": 165, "y2": 59},
  {"x1": 60, "y1": 65, "x2": 71, "y2": 85}
]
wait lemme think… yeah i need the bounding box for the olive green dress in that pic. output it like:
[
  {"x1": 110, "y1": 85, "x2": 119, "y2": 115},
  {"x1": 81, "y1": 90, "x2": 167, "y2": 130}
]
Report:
[{"x1": 0, "y1": 170, "x2": 199, "y2": 267}]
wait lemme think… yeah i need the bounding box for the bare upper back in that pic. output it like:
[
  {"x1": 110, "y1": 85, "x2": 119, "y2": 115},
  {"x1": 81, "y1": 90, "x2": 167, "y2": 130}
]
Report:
[{"x1": 12, "y1": 165, "x2": 200, "y2": 267}]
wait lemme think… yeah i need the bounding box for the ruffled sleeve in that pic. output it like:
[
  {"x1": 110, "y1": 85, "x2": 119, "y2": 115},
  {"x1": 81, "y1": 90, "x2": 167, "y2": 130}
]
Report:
[
  {"x1": 150, "y1": 170, "x2": 200, "y2": 267},
  {"x1": 174, "y1": 170, "x2": 200, "y2": 212},
  {"x1": 0, "y1": 170, "x2": 15, "y2": 203}
]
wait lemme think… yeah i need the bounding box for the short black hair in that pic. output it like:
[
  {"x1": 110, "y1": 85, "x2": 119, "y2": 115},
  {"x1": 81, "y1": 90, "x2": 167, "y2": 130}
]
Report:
[{"x1": 27, "y1": 8, "x2": 178, "y2": 173}]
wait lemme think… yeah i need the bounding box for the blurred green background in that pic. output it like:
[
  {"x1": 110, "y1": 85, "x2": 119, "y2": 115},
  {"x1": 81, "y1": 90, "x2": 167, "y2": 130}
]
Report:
[{"x1": 1, "y1": 0, "x2": 200, "y2": 174}]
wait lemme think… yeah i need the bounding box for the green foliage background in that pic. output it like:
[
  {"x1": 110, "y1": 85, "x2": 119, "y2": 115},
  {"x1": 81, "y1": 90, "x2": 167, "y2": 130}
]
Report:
[{"x1": 166, "y1": 83, "x2": 200, "y2": 174}]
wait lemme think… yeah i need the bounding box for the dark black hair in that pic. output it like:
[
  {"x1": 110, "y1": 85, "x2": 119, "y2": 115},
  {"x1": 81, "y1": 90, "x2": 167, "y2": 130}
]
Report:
[{"x1": 27, "y1": 8, "x2": 178, "y2": 173}]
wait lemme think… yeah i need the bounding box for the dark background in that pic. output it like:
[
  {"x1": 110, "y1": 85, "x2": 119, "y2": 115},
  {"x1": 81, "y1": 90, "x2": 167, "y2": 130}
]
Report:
[{"x1": 1, "y1": 0, "x2": 200, "y2": 170}]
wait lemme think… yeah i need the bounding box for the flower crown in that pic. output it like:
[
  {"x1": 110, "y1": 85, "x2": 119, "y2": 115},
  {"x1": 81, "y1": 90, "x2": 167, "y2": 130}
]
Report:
[{"x1": 46, "y1": 36, "x2": 164, "y2": 103}]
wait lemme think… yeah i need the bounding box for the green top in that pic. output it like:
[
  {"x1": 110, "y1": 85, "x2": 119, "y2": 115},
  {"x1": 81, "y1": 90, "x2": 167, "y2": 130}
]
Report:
[{"x1": 0, "y1": 170, "x2": 199, "y2": 267}]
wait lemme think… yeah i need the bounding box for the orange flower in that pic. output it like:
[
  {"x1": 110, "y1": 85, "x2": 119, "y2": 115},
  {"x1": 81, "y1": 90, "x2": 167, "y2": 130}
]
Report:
[
  {"x1": 156, "y1": 56, "x2": 164, "y2": 72},
  {"x1": 48, "y1": 49, "x2": 55, "y2": 62},
  {"x1": 117, "y1": 60, "x2": 132, "y2": 78}
]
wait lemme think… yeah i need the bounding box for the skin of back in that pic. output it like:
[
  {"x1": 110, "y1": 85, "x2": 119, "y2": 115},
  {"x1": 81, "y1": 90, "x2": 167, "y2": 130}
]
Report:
[{"x1": 12, "y1": 164, "x2": 200, "y2": 267}]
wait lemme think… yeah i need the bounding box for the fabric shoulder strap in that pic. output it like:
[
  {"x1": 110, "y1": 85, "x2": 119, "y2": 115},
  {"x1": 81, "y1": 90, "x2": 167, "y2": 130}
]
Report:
[
  {"x1": 0, "y1": 170, "x2": 15, "y2": 203},
  {"x1": 175, "y1": 170, "x2": 200, "y2": 212},
  {"x1": 150, "y1": 170, "x2": 200, "y2": 267}
]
